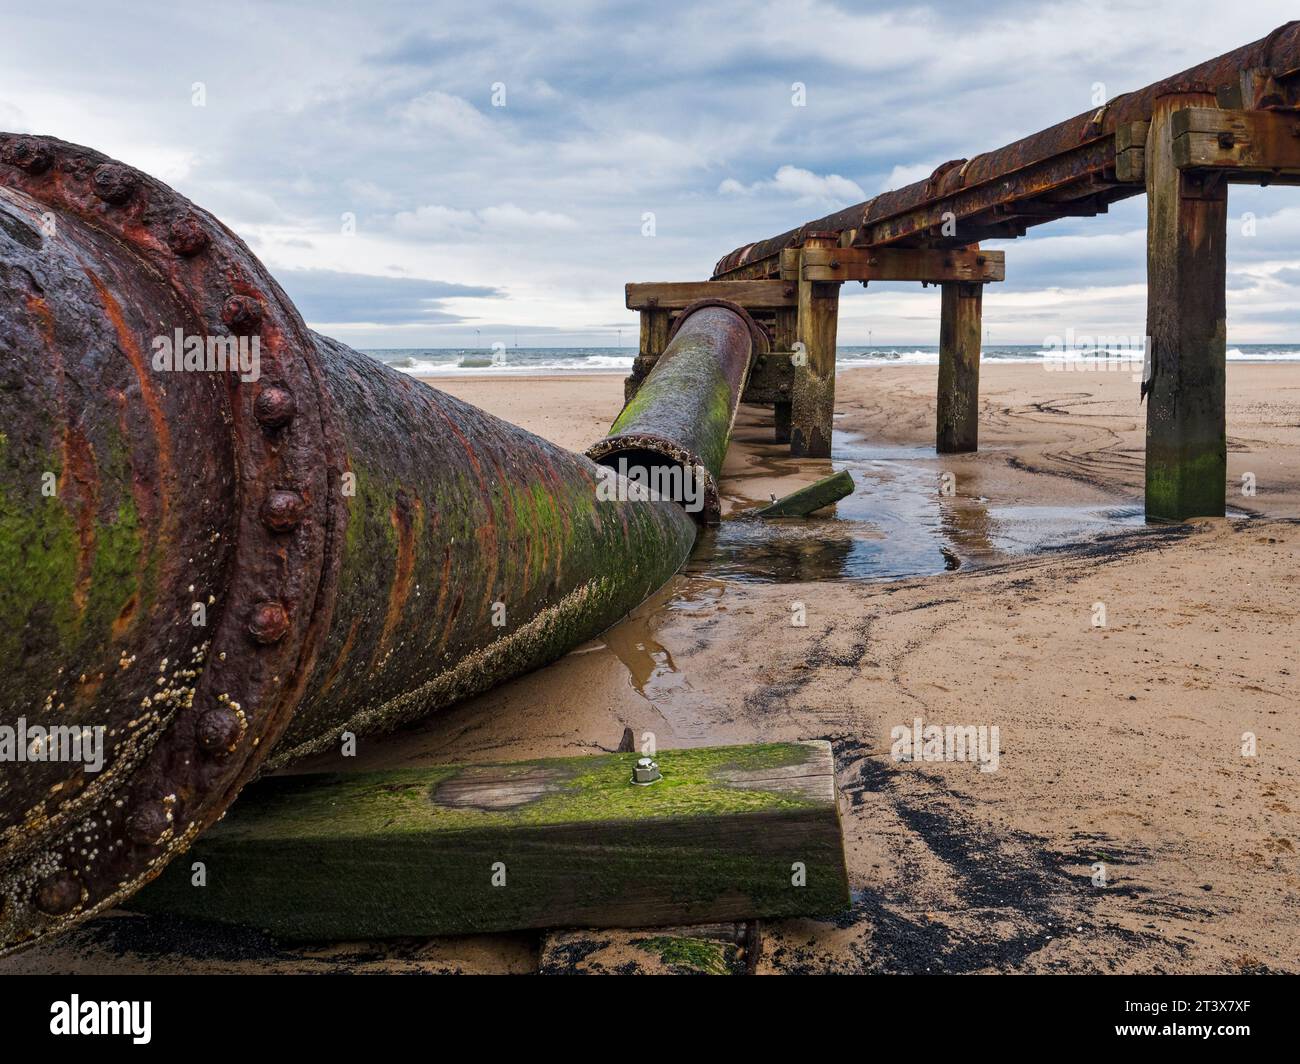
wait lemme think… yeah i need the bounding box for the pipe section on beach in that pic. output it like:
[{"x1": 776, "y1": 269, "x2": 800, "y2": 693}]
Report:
[
  {"x1": 586, "y1": 300, "x2": 763, "y2": 524},
  {"x1": 0, "y1": 133, "x2": 698, "y2": 953}
]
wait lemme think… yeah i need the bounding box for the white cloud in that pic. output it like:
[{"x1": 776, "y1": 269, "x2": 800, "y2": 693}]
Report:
[
  {"x1": 719, "y1": 165, "x2": 864, "y2": 207},
  {"x1": 343, "y1": 179, "x2": 401, "y2": 209},
  {"x1": 0, "y1": 99, "x2": 28, "y2": 130},
  {"x1": 391, "y1": 204, "x2": 478, "y2": 238},
  {"x1": 881, "y1": 161, "x2": 938, "y2": 191},
  {"x1": 392, "y1": 203, "x2": 578, "y2": 239},
  {"x1": 396, "y1": 91, "x2": 494, "y2": 139},
  {"x1": 478, "y1": 204, "x2": 578, "y2": 231}
]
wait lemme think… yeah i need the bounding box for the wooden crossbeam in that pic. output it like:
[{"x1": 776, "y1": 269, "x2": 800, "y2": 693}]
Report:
[
  {"x1": 799, "y1": 246, "x2": 1005, "y2": 283},
  {"x1": 626, "y1": 280, "x2": 794, "y2": 310},
  {"x1": 129, "y1": 742, "x2": 850, "y2": 939},
  {"x1": 1172, "y1": 107, "x2": 1300, "y2": 174}
]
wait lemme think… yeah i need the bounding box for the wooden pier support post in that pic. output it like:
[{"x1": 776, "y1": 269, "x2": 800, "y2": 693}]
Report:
[
  {"x1": 773, "y1": 306, "x2": 797, "y2": 443},
  {"x1": 936, "y1": 281, "x2": 983, "y2": 453},
  {"x1": 773, "y1": 401, "x2": 792, "y2": 444},
  {"x1": 1144, "y1": 93, "x2": 1228, "y2": 520},
  {"x1": 791, "y1": 232, "x2": 841, "y2": 457},
  {"x1": 626, "y1": 307, "x2": 671, "y2": 401}
]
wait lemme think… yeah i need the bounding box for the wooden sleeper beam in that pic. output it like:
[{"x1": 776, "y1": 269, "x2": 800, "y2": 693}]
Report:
[
  {"x1": 129, "y1": 741, "x2": 851, "y2": 939},
  {"x1": 627, "y1": 248, "x2": 1003, "y2": 312}
]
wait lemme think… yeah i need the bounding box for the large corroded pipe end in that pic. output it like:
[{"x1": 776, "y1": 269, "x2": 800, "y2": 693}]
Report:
[
  {"x1": 587, "y1": 302, "x2": 758, "y2": 525},
  {"x1": 1, "y1": 134, "x2": 707, "y2": 958},
  {"x1": 0, "y1": 134, "x2": 341, "y2": 954}
]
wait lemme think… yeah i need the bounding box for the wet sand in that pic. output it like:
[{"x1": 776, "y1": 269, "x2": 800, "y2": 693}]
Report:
[{"x1": 6, "y1": 364, "x2": 1298, "y2": 974}]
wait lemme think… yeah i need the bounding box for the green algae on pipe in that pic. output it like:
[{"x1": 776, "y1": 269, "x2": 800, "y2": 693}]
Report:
[
  {"x1": 270, "y1": 332, "x2": 700, "y2": 765},
  {"x1": 586, "y1": 302, "x2": 763, "y2": 525}
]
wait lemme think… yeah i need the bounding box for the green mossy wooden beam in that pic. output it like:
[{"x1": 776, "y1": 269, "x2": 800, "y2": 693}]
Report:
[
  {"x1": 130, "y1": 741, "x2": 850, "y2": 939},
  {"x1": 756, "y1": 469, "x2": 855, "y2": 517}
]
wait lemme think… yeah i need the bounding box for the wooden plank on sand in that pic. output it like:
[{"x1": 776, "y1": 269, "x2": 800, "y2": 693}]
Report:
[
  {"x1": 129, "y1": 742, "x2": 850, "y2": 940},
  {"x1": 756, "y1": 469, "x2": 855, "y2": 517}
]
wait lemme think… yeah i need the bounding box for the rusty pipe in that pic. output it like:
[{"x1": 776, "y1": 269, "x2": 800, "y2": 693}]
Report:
[
  {"x1": 0, "y1": 134, "x2": 698, "y2": 953},
  {"x1": 713, "y1": 21, "x2": 1300, "y2": 276},
  {"x1": 586, "y1": 301, "x2": 764, "y2": 524}
]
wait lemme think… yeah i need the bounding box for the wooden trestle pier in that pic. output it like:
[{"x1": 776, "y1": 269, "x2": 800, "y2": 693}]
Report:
[{"x1": 624, "y1": 21, "x2": 1300, "y2": 522}]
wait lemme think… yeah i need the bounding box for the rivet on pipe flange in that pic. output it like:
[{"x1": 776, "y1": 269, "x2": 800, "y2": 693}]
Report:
[
  {"x1": 125, "y1": 803, "x2": 170, "y2": 846},
  {"x1": 1, "y1": 136, "x2": 53, "y2": 174},
  {"x1": 260, "y1": 488, "x2": 306, "y2": 532},
  {"x1": 248, "y1": 601, "x2": 291, "y2": 645},
  {"x1": 254, "y1": 384, "x2": 296, "y2": 428},
  {"x1": 166, "y1": 215, "x2": 210, "y2": 257},
  {"x1": 195, "y1": 706, "x2": 243, "y2": 754},
  {"x1": 221, "y1": 294, "x2": 264, "y2": 333},
  {"x1": 91, "y1": 164, "x2": 136, "y2": 205},
  {"x1": 33, "y1": 872, "x2": 80, "y2": 916}
]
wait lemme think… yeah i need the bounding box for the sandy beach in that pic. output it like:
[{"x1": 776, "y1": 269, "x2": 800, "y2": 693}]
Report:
[{"x1": 5, "y1": 363, "x2": 1298, "y2": 974}]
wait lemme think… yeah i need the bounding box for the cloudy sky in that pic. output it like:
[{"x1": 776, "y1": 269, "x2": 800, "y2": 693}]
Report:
[{"x1": 3, "y1": 1, "x2": 1298, "y2": 348}]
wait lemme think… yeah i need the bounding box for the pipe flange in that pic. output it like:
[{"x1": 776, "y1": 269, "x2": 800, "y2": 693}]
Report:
[
  {"x1": 0, "y1": 134, "x2": 344, "y2": 953},
  {"x1": 924, "y1": 159, "x2": 967, "y2": 201}
]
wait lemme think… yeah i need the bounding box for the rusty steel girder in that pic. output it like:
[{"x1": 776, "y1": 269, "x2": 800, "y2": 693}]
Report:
[
  {"x1": 586, "y1": 301, "x2": 763, "y2": 524},
  {"x1": 0, "y1": 134, "x2": 699, "y2": 953},
  {"x1": 713, "y1": 21, "x2": 1300, "y2": 277}
]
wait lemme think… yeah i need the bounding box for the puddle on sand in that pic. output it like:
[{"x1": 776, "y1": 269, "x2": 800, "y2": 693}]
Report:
[
  {"x1": 693, "y1": 430, "x2": 1150, "y2": 584},
  {"x1": 600, "y1": 427, "x2": 1239, "y2": 733},
  {"x1": 598, "y1": 577, "x2": 729, "y2": 743}
]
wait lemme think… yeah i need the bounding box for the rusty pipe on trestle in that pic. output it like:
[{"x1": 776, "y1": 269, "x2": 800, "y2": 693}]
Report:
[
  {"x1": 712, "y1": 21, "x2": 1300, "y2": 276},
  {"x1": 586, "y1": 300, "x2": 765, "y2": 524},
  {"x1": 0, "y1": 133, "x2": 698, "y2": 953}
]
